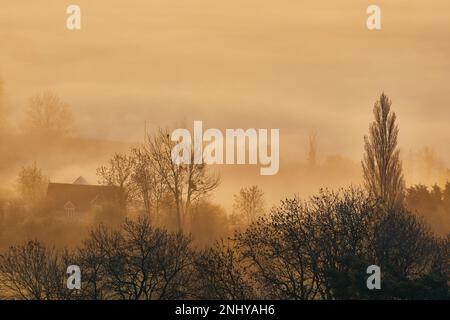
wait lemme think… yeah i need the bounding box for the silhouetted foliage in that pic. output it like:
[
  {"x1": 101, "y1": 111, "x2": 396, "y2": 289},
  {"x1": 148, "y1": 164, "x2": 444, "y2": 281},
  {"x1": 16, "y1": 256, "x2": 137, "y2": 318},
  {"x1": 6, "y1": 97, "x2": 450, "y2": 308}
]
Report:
[
  {"x1": 371, "y1": 208, "x2": 449, "y2": 299},
  {"x1": 195, "y1": 240, "x2": 256, "y2": 299},
  {"x1": 75, "y1": 216, "x2": 196, "y2": 300},
  {"x1": 0, "y1": 188, "x2": 448, "y2": 300},
  {"x1": 363, "y1": 93, "x2": 405, "y2": 210},
  {"x1": 405, "y1": 183, "x2": 450, "y2": 236},
  {"x1": 0, "y1": 240, "x2": 72, "y2": 299},
  {"x1": 234, "y1": 188, "x2": 448, "y2": 299}
]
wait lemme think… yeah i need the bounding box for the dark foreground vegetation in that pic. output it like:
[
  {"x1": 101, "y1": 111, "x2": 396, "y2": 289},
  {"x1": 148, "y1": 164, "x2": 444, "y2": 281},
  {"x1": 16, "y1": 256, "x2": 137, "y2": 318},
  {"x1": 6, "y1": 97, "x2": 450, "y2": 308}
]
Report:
[{"x1": 0, "y1": 187, "x2": 448, "y2": 300}]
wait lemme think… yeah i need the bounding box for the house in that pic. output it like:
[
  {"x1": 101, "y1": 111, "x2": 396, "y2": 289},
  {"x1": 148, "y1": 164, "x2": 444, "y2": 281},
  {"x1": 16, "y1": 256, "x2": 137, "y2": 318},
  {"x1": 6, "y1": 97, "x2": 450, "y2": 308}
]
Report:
[{"x1": 45, "y1": 176, "x2": 120, "y2": 217}]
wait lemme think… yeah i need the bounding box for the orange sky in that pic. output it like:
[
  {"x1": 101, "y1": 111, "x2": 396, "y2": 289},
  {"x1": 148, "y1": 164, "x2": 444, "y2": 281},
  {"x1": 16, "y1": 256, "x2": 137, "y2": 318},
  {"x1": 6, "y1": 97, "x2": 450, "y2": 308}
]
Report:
[{"x1": 1, "y1": 0, "x2": 449, "y2": 164}]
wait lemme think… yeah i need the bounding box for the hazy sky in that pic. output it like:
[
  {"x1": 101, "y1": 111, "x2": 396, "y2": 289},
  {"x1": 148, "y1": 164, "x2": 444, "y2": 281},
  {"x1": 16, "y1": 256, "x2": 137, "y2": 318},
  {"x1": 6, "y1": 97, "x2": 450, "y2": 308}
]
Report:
[{"x1": 1, "y1": 0, "x2": 450, "y2": 163}]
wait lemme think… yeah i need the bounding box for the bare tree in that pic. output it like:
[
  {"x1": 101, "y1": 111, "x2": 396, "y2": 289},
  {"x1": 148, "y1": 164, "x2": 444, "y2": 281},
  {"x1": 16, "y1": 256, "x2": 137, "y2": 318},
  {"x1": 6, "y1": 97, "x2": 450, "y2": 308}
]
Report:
[
  {"x1": 362, "y1": 93, "x2": 405, "y2": 209},
  {"x1": 129, "y1": 146, "x2": 167, "y2": 223},
  {"x1": 232, "y1": 185, "x2": 266, "y2": 226},
  {"x1": 22, "y1": 91, "x2": 75, "y2": 136},
  {"x1": 75, "y1": 229, "x2": 112, "y2": 300},
  {"x1": 235, "y1": 187, "x2": 448, "y2": 299},
  {"x1": 96, "y1": 127, "x2": 219, "y2": 231},
  {"x1": 97, "y1": 152, "x2": 134, "y2": 209},
  {"x1": 0, "y1": 240, "x2": 70, "y2": 300},
  {"x1": 77, "y1": 216, "x2": 196, "y2": 299},
  {"x1": 148, "y1": 129, "x2": 220, "y2": 231},
  {"x1": 236, "y1": 201, "x2": 320, "y2": 300}
]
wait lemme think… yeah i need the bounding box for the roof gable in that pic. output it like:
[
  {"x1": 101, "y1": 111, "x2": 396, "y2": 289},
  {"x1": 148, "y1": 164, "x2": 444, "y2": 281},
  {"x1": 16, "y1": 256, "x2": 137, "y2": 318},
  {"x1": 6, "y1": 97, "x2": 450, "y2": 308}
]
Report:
[{"x1": 73, "y1": 176, "x2": 89, "y2": 185}]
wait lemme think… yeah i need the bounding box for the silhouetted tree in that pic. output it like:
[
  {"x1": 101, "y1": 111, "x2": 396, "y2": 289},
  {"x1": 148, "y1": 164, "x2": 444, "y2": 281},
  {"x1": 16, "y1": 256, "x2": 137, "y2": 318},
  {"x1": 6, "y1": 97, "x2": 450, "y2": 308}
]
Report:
[
  {"x1": 236, "y1": 188, "x2": 448, "y2": 299},
  {"x1": 16, "y1": 163, "x2": 48, "y2": 207},
  {"x1": 405, "y1": 183, "x2": 450, "y2": 236},
  {"x1": 76, "y1": 216, "x2": 196, "y2": 299},
  {"x1": 148, "y1": 129, "x2": 220, "y2": 231},
  {"x1": 372, "y1": 208, "x2": 448, "y2": 299},
  {"x1": 22, "y1": 91, "x2": 75, "y2": 136},
  {"x1": 232, "y1": 185, "x2": 265, "y2": 226},
  {"x1": 74, "y1": 227, "x2": 111, "y2": 300},
  {"x1": 97, "y1": 130, "x2": 220, "y2": 232},
  {"x1": 0, "y1": 240, "x2": 71, "y2": 299},
  {"x1": 363, "y1": 93, "x2": 405, "y2": 209},
  {"x1": 235, "y1": 188, "x2": 379, "y2": 299},
  {"x1": 97, "y1": 152, "x2": 134, "y2": 210},
  {"x1": 129, "y1": 146, "x2": 167, "y2": 223}
]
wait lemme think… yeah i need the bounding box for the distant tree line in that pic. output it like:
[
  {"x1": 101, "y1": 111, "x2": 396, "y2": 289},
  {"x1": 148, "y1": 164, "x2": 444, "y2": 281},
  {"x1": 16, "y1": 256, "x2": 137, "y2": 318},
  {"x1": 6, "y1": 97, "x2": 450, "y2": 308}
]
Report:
[{"x1": 406, "y1": 183, "x2": 450, "y2": 237}]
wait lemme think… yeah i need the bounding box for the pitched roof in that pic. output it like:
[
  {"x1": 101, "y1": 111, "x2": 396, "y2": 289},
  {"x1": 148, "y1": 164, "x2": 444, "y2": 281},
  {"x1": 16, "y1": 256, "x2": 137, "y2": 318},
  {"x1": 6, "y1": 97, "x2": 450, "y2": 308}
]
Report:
[
  {"x1": 73, "y1": 176, "x2": 89, "y2": 185},
  {"x1": 46, "y1": 182, "x2": 120, "y2": 212}
]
